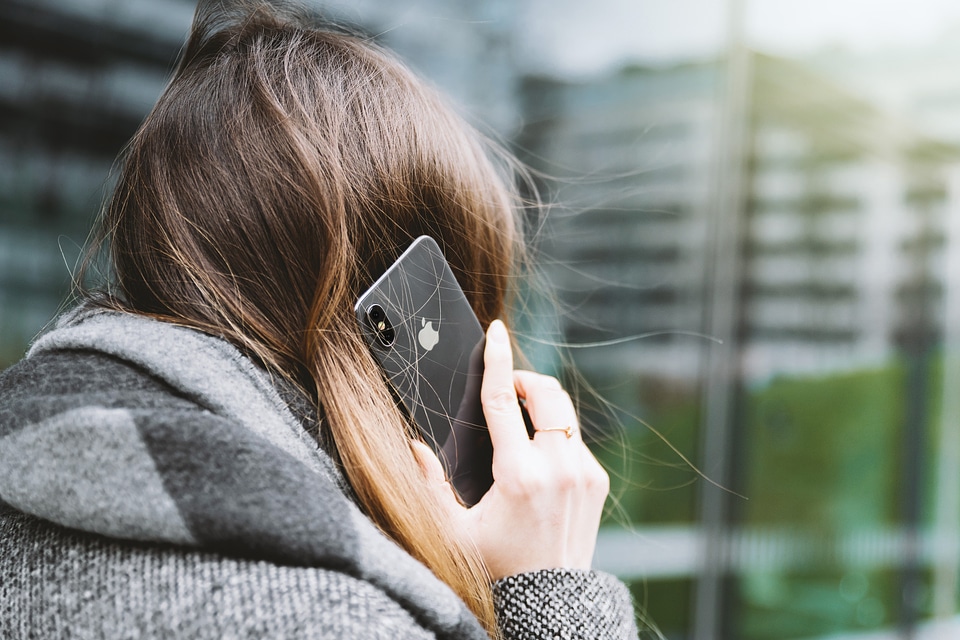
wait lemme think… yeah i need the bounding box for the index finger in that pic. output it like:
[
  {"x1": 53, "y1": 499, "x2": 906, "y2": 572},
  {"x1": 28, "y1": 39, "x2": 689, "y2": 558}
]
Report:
[{"x1": 480, "y1": 320, "x2": 529, "y2": 453}]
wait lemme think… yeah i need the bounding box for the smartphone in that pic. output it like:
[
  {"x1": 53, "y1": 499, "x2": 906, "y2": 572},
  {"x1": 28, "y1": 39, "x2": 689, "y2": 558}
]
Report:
[{"x1": 354, "y1": 235, "x2": 493, "y2": 506}]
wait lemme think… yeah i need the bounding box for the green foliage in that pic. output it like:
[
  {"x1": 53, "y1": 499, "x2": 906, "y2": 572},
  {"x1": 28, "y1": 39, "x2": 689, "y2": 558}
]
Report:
[
  {"x1": 742, "y1": 365, "x2": 905, "y2": 529},
  {"x1": 591, "y1": 374, "x2": 702, "y2": 526}
]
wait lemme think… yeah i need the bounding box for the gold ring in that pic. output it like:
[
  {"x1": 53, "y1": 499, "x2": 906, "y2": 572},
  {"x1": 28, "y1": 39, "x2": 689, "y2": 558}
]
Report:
[{"x1": 536, "y1": 425, "x2": 576, "y2": 439}]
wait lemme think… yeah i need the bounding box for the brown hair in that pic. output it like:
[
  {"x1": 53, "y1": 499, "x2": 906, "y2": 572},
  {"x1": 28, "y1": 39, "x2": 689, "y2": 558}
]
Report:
[{"x1": 87, "y1": 1, "x2": 528, "y2": 633}]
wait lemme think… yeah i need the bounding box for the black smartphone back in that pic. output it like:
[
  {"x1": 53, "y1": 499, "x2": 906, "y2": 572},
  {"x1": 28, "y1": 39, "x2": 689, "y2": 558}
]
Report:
[{"x1": 354, "y1": 235, "x2": 492, "y2": 506}]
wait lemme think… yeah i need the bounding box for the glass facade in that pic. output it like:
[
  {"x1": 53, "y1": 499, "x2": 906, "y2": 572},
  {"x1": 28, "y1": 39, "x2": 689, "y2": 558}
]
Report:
[{"x1": 2, "y1": 1, "x2": 959, "y2": 638}]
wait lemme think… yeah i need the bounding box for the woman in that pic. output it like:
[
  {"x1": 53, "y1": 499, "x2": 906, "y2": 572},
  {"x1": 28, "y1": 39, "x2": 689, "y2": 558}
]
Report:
[{"x1": 0, "y1": 1, "x2": 639, "y2": 638}]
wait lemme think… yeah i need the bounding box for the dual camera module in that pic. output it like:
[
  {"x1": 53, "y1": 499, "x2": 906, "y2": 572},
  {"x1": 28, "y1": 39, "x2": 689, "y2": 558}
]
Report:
[{"x1": 365, "y1": 304, "x2": 396, "y2": 348}]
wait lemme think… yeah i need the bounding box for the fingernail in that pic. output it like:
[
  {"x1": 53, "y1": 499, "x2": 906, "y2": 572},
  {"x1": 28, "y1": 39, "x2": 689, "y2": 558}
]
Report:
[{"x1": 489, "y1": 319, "x2": 509, "y2": 344}]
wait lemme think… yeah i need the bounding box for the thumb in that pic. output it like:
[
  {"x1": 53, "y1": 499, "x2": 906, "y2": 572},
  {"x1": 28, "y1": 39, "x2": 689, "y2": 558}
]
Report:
[{"x1": 411, "y1": 440, "x2": 467, "y2": 514}]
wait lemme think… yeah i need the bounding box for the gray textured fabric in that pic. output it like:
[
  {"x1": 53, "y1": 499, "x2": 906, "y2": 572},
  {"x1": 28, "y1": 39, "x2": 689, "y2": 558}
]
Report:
[
  {"x1": 0, "y1": 506, "x2": 436, "y2": 640},
  {"x1": 494, "y1": 570, "x2": 640, "y2": 639},
  {"x1": 0, "y1": 407, "x2": 193, "y2": 543},
  {"x1": 0, "y1": 305, "x2": 640, "y2": 638},
  {"x1": 28, "y1": 305, "x2": 332, "y2": 481}
]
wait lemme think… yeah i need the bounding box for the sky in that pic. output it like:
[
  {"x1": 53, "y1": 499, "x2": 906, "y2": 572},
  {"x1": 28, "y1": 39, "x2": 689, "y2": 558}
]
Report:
[{"x1": 521, "y1": 0, "x2": 960, "y2": 77}]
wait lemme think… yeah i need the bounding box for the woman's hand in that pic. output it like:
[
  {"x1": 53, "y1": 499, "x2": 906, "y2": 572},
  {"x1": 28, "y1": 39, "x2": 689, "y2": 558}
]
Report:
[{"x1": 413, "y1": 319, "x2": 609, "y2": 580}]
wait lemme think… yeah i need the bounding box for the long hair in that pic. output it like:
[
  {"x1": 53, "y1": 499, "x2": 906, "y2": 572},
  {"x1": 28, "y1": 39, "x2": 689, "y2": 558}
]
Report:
[{"x1": 87, "y1": 1, "x2": 527, "y2": 633}]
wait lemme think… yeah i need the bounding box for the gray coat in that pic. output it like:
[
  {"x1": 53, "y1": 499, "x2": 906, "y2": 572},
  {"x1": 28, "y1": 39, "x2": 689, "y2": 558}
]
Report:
[{"x1": 0, "y1": 306, "x2": 639, "y2": 639}]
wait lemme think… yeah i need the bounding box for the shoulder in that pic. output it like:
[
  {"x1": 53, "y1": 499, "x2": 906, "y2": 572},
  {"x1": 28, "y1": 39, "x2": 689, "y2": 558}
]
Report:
[
  {"x1": 0, "y1": 348, "x2": 196, "y2": 430},
  {"x1": 0, "y1": 313, "x2": 488, "y2": 640},
  {"x1": 0, "y1": 506, "x2": 439, "y2": 640}
]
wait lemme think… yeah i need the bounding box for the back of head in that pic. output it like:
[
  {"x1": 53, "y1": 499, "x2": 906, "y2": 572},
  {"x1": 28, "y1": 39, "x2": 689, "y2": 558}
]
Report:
[
  {"x1": 107, "y1": 0, "x2": 519, "y2": 377},
  {"x1": 96, "y1": 1, "x2": 525, "y2": 633}
]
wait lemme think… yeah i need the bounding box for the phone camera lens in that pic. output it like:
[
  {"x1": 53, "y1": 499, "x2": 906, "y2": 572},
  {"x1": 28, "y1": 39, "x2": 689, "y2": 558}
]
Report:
[{"x1": 366, "y1": 304, "x2": 396, "y2": 348}]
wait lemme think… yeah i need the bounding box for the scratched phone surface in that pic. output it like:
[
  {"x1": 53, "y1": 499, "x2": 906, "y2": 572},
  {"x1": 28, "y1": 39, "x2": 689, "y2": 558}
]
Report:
[{"x1": 354, "y1": 236, "x2": 492, "y2": 506}]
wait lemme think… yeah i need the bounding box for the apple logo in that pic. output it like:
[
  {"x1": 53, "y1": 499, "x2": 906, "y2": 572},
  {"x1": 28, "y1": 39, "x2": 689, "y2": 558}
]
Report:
[{"x1": 418, "y1": 317, "x2": 440, "y2": 351}]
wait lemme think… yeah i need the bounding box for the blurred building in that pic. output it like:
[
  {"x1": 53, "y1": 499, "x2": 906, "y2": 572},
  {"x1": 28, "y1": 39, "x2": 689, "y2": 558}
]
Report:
[
  {"x1": 519, "y1": 53, "x2": 960, "y2": 387},
  {"x1": 519, "y1": 49, "x2": 960, "y2": 640},
  {"x1": 518, "y1": 63, "x2": 717, "y2": 383},
  {"x1": 805, "y1": 27, "x2": 960, "y2": 146},
  {"x1": 744, "y1": 55, "x2": 959, "y2": 378},
  {"x1": 0, "y1": 0, "x2": 191, "y2": 363}
]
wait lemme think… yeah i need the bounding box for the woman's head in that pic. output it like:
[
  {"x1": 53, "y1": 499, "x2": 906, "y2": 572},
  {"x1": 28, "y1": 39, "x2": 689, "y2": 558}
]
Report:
[
  {"x1": 107, "y1": 0, "x2": 520, "y2": 380},
  {"x1": 95, "y1": 1, "x2": 530, "y2": 634}
]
